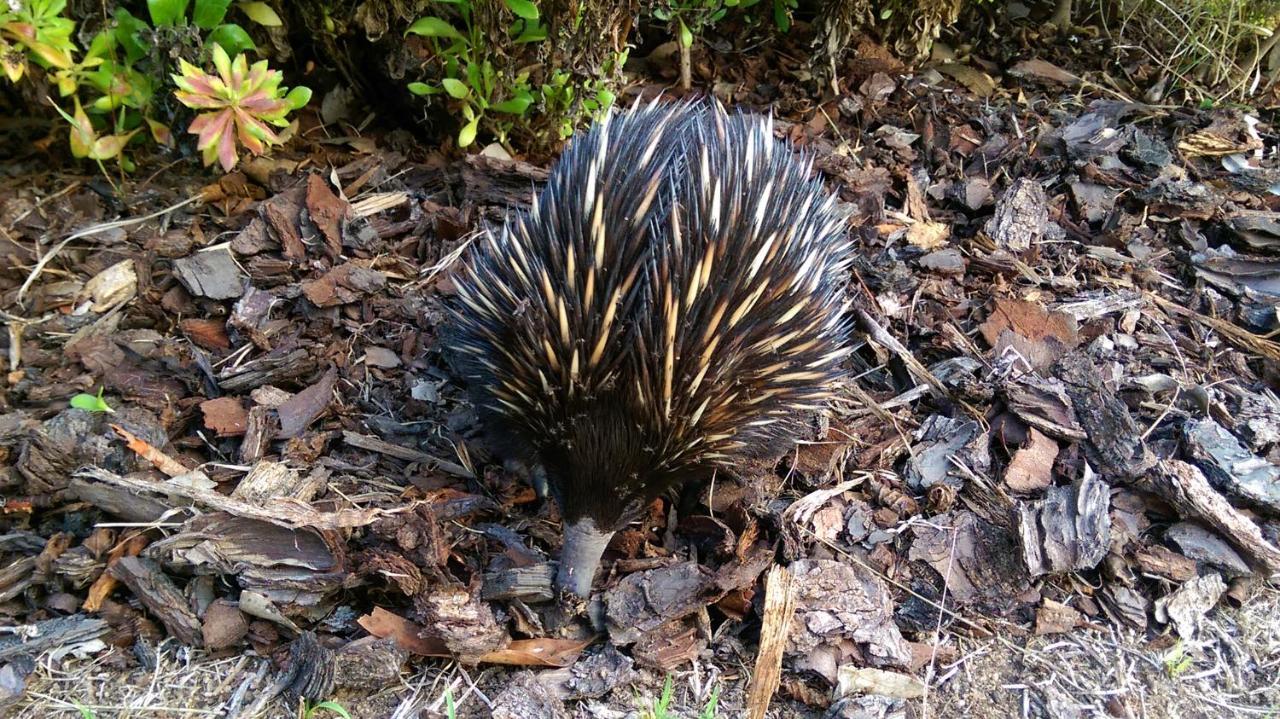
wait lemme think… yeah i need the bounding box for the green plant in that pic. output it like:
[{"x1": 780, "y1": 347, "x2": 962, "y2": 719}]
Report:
[
  {"x1": 639, "y1": 675, "x2": 676, "y2": 719},
  {"x1": 0, "y1": 0, "x2": 76, "y2": 82},
  {"x1": 70, "y1": 387, "x2": 115, "y2": 414},
  {"x1": 1, "y1": 0, "x2": 307, "y2": 174},
  {"x1": 406, "y1": 0, "x2": 544, "y2": 149},
  {"x1": 1163, "y1": 641, "x2": 1195, "y2": 678},
  {"x1": 698, "y1": 684, "x2": 721, "y2": 719},
  {"x1": 172, "y1": 44, "x2": 310, "y2": 171},
  {"x1": 445, "y1": 687, "x2": 456, "y2": 719},
  {"x1": 538, "y1": 52, "x2": 622, "y2": 141},
  {"x1": 303, "y1": 700, "x2": 352, "y2": 719},
  {"x1": 653, "y1": 0, "x2": 793, "y2": 89}
]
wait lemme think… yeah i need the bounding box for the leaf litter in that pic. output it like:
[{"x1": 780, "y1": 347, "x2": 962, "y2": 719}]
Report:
[{"x1": 1, "y1": 25, "x2": 1280, "y2": 719}]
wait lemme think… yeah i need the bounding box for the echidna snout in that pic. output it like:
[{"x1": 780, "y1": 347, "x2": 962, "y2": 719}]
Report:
[{"x1": 446, "y1": 99, "x2": 854, "y2": 599}]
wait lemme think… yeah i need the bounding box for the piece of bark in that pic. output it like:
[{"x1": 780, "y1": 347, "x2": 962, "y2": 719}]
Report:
[
  {"x1": 0, "y1": 655, "x2": 35, "y2": 712},
  {"x1": 984, "y1": 178, "x2": 1050, "y2": 253},
  {"x1": 238, "y1": 406, "x2": 277, "y2": 464},
  {"x1": 605, "y1": 562, "x2": 722, "y2": 646},
  {"x1": 75, "y1": 467, "x2": 385, "y2": 531},
  {"x1": 0, "y1": 615, "x2": 108, "y2": 661},
  {"x1": 281, "y1": 632, "x2": 335, "y2": 704},
  {"x1": 180, "y1": 318, "x2": 232, "y2": 351},
  {"x1": 300, "y1": 261, "x2": 386, "y2": 308},
  {"x1": 909, "y1": 511, "x2": 1038, "y2": 617},
  {"x1": 0, "y1": 557, "x2": 35, "y2": 603},
  {"x1": 835, "y1": 666, "x2": 926, "y2": 700},
  {"x1": 262, "y1": 186, "x2": 307, "y2": 261},
  {"x1": 147, "y1": 514, "x2": 343, "y2": 609},
  {"x1": 219, "y1": 348, "x2": 316, "y2": 393},
  {"x1": 342, "y1": 431, "x2": 474, "y2": 478},
  {"x1": 1145, "y1": 461, "x2": 1280, "y2": 573},
  {"x1": 1005, "y1": 427, "x2": 1059, "y2": 493},
  {"x1": 489, "y1": 671, "x2": 570, "y2": 719},
  {"x1": 786, "y1": 559, "x2": 913, "y2": 680},
  {"x1": 1132, "y1": 545, "x2": 1198, "y2": 582},
  {"x1": 420, "y1": 583, "x2": 510, "y2": 663},
  {"x1": 277, "y1": 367, "x2": 338, "y2": 439},
  {"x1": 232, "y1": 461, "x2": 324, "y2": 503},
  {"x1": 305, "y1": 174, "x2": 348, "y2": 259},
  {"x1": 109, "y1": 556, "x2": 203, "y2": 646},
  {"x1": 69, "y1": 477, "x2": 176, "y2": 524},
  {"x1": 483, "y1": 565, "x2": 555, "y2": 603},
  {"x1": 1054, "y1": 352, "x2": 1155, "y2": 480},
  {"x1": 82, "y1": 532, "x2": 149, "y2": 612},
  {"x1": 555, "y1": 645, "x2": 636, "y2": 701},
  {"x1": 1018, "y1": 471, "x2": 1111, "y2": 576},
  {"x1": 200, "y1": 397, "x2": 248, "y2": 437},
  {"x1": 746, "y1": 566, "x2": 797, "y2": 719},
  {"x1": 631, "y1": 616, "x2": 705, "y2": 671},
  {"x1": 1164, "y1": 522, "x2": 1253, "y2": 577},
  {"x1": 1035, "y1": 598, "x2": 1085, "y2": 635},
  {"x1": 1154, "y1": 574, "x2": 1227, "y2": 639},
  {"x1": 1183, "y1": 418, "x2": 1280, "y2": 515},
  {"x1": 172, "y1": 247, "x2": 245, "y2": 300},
  {"x1": 331, "y1": 637, "x2": 408, "y2": 691},
  {"x1": 1003, "y1": 374, "x2": 1087, "y2": 441}
]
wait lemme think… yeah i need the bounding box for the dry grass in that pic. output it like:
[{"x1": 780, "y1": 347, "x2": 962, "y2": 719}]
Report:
[
  {"x1": 11, "y1": 584, "x2": 1278, "y2": 718},
  {"x1": 925, "y1": 584, "x2": 1280, "y2": 719}
]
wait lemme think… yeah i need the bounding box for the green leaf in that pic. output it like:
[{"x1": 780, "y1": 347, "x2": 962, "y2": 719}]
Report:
[
  {"x1": 407, "y1": 81, "x2": 439, "y2": 95},
  {"x1": 112, "y1": 9, "x2": 151, "y2": 64},
  {"x1": 207, "y1": 23, "x2": 256, "y2": 55},
  {"x1": 305, "y1": 702, "x2": 352, "y2": 719},
  {"x1": 70, "y1": 388, "x2": 114, "y2": 413},
  {"x1": 458, "y1": 117, "x2": 479, "y2": 148},
  {"x1": 238, "y1": 1, "x2": 282, "y2": 26},
  {"x1": 653, "y1": 7, "x2": 670, "y2": 20},
  {"x1": 773, "y1": 0, "x2": 790, "y2": 32},
  {"x1": 503, "y1": 0, "x2": 539, "y2": 20},
  {"x1": 678, "y1": 18, "x2": 693, "y2": 48},
  {"x1": 285, "y1": 85, "x2": 311, "y2": 109},
  {"x1": 147, "y1": 0, "x2": 189, "y2": 27},
  {"x1": 193, "y1": 0, "x2": 232, "y2": 29},
  {"x1": 490, "y1": 95, "x2": 532, "y2": 115},
  {"x1": 441, "y1": 77, "x2": 468, "y2": 99},
  {"x1": 406, "y1": 16, "x2": 462, "y2": 39},
  {"x1": 513, "y1": 22, "x2": 547, "y2": 43},
  {"x1": 86, "y1": 31, "x2": 115, "y2": 60}
]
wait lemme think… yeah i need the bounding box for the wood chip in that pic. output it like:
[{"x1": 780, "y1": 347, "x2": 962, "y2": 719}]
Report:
[{"x1": 746, "y1": 565, "x2": 797, "y2": 719}]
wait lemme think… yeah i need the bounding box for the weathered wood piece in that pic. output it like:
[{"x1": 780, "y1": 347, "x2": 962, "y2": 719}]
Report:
[
  {"x1": 1017, "y1": 471, "x2": 1110, "y2": 576},
  {"x1": 108, "y1": 557, "x2": 203, "y2": 646}
]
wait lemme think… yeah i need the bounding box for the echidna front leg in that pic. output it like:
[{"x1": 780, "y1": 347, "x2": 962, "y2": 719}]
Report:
[{"x1": 556, "y1": 519, "x2": 615, "y2": 598}]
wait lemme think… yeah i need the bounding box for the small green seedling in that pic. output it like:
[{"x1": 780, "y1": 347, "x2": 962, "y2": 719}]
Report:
[
  {"x1": 445, "y1": 687, "x2": 457, "y2": 718},
  {"x1": 303, "y1": 700, "x2": 353, "y2": 719},
  {"x1": 1163, "y1": 641, "x2": 1194, "y2": 678},
  {"x1": 699, "y1": 684, "x2": 721, "y2": 719},
  {"x1": 70, "y1": 387, "x2": 115, "y2": 414},
  {"x1": 640, "y1": 675, "x2": 676, "y2": 719}
]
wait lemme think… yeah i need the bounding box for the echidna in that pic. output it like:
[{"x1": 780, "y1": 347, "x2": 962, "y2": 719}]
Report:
[{"x1": 446, "y1": 99, "x2": 853, "y2": 598}]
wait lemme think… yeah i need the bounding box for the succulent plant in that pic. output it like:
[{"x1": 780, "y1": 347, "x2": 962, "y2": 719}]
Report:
[{"x1": 172, "y1": 44, "x2": 310, "y2": 171}]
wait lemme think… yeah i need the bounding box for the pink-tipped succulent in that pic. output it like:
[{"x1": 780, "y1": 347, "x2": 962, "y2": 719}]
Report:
[{"x1": 172, "y1": 45, "x2": 310, "y2": 172}]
